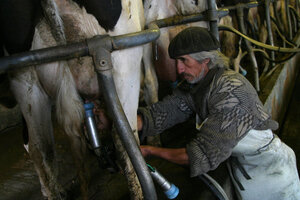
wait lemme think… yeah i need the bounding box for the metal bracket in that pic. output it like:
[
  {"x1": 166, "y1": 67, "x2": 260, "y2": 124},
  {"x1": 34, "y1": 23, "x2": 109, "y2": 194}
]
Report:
[{"x1": 87, "y1": 35, "x2": 113, "y2": 72}]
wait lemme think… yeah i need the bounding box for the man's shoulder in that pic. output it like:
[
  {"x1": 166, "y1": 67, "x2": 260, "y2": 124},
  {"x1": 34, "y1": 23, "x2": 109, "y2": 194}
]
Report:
[
  {"x1": 215, "y1": 69, "x2": 251, "y2": 86},
  {"x1": 210, "y1": 68, "x2": 257, "y2": 98}
]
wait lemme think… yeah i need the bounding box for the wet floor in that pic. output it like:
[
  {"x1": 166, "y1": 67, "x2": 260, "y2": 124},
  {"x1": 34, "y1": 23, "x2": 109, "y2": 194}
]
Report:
[{"x1": 0, "y1": 73, "x2": 299, "y2": 200}]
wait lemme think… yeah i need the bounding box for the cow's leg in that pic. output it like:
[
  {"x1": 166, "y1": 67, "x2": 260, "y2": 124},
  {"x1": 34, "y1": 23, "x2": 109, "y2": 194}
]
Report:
[
  {"x1": 51, "y1": 61, "x2": 88, "y2": 199},
  {"x1": 9, "y1": 68, "x2": 66, "y2": 200},
  {"x1": 142, "y1": 43, "x2": 159, "y2": 105},
  {"x1": 40, "y1": 60, "x2": 88, "y2": 199},
  {"x1": 32, "y1": 19, "x2": 88, "y2": 199},
  {"x1": 141, "y1": 43, "x2": 162, "y2": 147},
  {"x1": 38, "y1": 60, "x2": 88, "y2": 200}
]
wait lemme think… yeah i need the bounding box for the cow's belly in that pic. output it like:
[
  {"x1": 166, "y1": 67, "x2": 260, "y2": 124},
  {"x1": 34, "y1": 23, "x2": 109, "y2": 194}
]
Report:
[{"x1": 36, "y1": 0, "x2": 143, "y2": 133}]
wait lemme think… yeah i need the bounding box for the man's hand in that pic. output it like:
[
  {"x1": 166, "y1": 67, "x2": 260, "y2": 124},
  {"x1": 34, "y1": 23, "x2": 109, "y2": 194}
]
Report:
[
  {"x1": 140, "y1": 145, "x2": 152, "y2": 157},
  {"x1": 140, "y1": 145, "x2": 189, "y2": 165}
]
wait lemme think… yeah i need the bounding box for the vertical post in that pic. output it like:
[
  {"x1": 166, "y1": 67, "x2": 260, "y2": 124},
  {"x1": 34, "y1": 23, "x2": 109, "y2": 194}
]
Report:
[
  {"x1": 285, "y1": 0, "x2": 293, "y2": 39},
  {"x1": 237, "y1": 5, "x2": 260, "y2": 91},
  {"x1": 265, "y1": 0, "x2": 276, "y2": 68},
  {"x1": 207, "y1": 0, "x2": 219, "y2": 41}
]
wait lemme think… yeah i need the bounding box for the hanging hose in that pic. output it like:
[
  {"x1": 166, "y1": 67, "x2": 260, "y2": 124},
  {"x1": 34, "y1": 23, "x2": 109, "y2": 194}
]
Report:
[
  {"x1": 273, "y1": 0, "x2": 285, "y2": 34},
  {"x1": 288, "y1": 6, "x2": 300, "y2": 22},
  {"x1": 264, "y1": 0, "x2": 276, "y2": 67},
  {"x1": 262, "y1": 52, "x2": 298, "y2": 63},
  {"x1": 245, "y1": 20, "x2": 258, "y2": 41},
  {"x1": 285, "y1": 0, "x2": 293, "y2": 39},
  {"x1": 271, "y1": 17, "x2": 297, "y2": 47},
  {"x1": 288, "y1": 5, "x2": 300, "y2": 34},
  {"x1": 218, "y1": 25, "x2": 300, "y2": 53},
  {"x1": 240, "y1": 48, "x2": 270, "y2": 75}
]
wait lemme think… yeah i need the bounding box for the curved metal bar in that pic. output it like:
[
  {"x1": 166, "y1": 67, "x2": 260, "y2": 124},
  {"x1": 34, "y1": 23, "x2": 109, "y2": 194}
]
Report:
[{"x1": 89, "y1": 44, "x2": 157, "y2": 200}]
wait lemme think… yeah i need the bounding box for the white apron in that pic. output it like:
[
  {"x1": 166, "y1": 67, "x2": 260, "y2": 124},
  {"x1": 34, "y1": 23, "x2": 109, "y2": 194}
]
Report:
[{"x1": 228, "y1": 129, "x2": 300, "y2": 200}]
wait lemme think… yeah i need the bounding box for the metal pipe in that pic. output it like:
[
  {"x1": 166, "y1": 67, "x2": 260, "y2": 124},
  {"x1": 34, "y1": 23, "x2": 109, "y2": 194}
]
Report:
[
  {"x1": 84, "y1": 103, "x2": 101, "y2": 151},
  {"x1": 273, "y1": 0, "x2": 285, "y2": 34},
  {"x1": 286, "y1": 0, "x2": 293, "y2": 39},
  {"x1": 0, "y1": 42, "x2": 89, "y2": 73},
  {"x1": 265, "y1": 0, "x2": 276, "y2": 67},
  {"x1": 289, "y1": 5, "x2": 299, "y2": 35},
  {"x1": 147, "y1": 9, "x2": 229, "y2": 29},
  {"x1": 222, "y1": 1, "x2": 259, "y2": 11},
  {"x1": 237, "y1": 5, "x2": 260, "y2": 91},
  {"x1": 207, "y1": 0, "x2": 219, "y2": 40},
  {"x1": 88, "y1": 42, "x2": 157, "y2": 200}
]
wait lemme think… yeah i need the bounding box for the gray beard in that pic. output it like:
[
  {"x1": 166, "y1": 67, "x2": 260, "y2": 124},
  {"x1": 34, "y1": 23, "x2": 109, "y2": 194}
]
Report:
[{"x1": 186, "y1": 69, "x2": 206, "y2": 84}]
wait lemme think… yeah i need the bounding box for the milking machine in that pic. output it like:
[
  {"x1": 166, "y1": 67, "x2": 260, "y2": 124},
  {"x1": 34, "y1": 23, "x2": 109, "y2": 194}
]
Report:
[
  {"x1": 84, "y1": 102, "x2": 180, "y2": 199},
  {"x1": 147, "y1": 164, "x2": 179, "y2": 199},
  {"x1": 84, "y1": 102, "x2": 118, "y2": 172},
  {"x1": 84, "y1": 102, "x2": 101, "y2": 155}
]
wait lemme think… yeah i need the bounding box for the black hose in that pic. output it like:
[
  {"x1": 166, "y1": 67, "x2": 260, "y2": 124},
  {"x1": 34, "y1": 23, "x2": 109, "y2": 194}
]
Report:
[
  {"x1": 197, "y1": 174, "x2": 228, "y2": 200},
  {"x1": 270, "y1": 17, "x2": 297, "y2": 46},
  {"x1": 262, "y1": 52, "x2": 298, "y2": 63},
  {"x1": 245, "y1": 20, "x2": 258, "y2": 41},
  {"x1": 289, "y1": 6, "x2": 300, "y2": 34}
]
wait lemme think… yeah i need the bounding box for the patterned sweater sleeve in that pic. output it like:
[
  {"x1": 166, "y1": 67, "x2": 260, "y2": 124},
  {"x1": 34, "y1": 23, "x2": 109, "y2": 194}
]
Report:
[
  {"x1": 186, "y1": 71, "x2": 259, "y2": 177},
  {"x1": 138, "y1": 90, "x2": 195, "y2": 140}
]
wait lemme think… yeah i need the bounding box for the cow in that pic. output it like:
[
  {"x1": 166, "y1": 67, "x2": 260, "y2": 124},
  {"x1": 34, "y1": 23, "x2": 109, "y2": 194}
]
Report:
[{"x1": 1, "y1": 0, "x2": 148, "y2": 199}]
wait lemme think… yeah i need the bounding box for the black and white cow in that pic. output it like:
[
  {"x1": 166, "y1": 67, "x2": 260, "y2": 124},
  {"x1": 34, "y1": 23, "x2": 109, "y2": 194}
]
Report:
[{"x1": 1, "y1": 0, "x2": 148, "y2": 199}]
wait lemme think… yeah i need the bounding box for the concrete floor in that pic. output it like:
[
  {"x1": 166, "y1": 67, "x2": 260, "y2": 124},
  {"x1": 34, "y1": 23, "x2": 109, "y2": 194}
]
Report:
[{"x1": 0, "y1": 73, "x2": 299, "y2": 200}]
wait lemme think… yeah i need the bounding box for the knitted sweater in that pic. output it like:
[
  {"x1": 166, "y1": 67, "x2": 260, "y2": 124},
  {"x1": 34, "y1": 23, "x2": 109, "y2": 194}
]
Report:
[{"x1": 138, "y1": 67, "x2": 278, "y2": 177}]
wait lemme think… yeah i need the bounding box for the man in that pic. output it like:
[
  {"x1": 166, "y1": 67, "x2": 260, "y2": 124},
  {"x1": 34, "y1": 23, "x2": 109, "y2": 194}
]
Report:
[{"x1": 137, "y1": 27, "x2": 300, "y2": 200}]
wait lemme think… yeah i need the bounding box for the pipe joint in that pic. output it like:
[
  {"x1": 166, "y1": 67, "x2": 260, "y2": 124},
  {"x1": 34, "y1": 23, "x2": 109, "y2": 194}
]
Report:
[
  {"x1": 204, "y1": 9, "x2": 219, "y2": 22},
  {"x1": 87, "y1": 35, "x2": 113, "y2": 72}
]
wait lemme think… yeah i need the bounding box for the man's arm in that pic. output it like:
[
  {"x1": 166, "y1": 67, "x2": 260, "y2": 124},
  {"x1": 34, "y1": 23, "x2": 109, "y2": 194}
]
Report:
[
  {"x1": 140, "y1": 145, "x2": 189, "y2": 165},
  {"x1": 137, "y1": 91, "x2": 195, "y2": 139}
]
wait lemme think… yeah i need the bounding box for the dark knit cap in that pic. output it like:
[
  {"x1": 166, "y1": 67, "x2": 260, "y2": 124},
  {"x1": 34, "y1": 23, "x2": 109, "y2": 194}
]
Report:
[{"x1": 168, "y1": 27, "x2": 220, "y2": 59}]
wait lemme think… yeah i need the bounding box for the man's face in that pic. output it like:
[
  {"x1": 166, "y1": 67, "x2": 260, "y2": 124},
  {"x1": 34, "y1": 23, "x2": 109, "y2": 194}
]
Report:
[{"x1": 176, "y1": 55, "x2": 209, "y2": 84}]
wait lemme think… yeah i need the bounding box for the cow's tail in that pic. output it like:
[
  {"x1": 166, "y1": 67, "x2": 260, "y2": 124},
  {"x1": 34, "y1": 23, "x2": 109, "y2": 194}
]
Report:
[
  {"x1": 55, "y1": 62, "x2": 84, "y2": 137},
  {"x1": 40, "y1": 0, "x2": 84, "y2": 135},
  {"x1": 41, "y1": 0, "x2": 66, "y2": 44},
  {"x1": 41, "y1": 1, "x2": 89, "y2": 197},
  {"x1": 54, "y1": 60, "x2": 90, "y2": 198}
]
